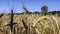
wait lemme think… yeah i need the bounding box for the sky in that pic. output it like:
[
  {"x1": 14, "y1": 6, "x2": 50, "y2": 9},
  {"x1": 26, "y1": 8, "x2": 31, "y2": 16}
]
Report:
[{"x1": 0, "y1": 0, "x2": 60, "y2": 13}]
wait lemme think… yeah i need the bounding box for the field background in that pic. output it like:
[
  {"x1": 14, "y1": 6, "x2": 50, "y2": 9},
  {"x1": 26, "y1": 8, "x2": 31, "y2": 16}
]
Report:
[{"x1": 0, "y1": 13, "x2": 60, "y2": 34}]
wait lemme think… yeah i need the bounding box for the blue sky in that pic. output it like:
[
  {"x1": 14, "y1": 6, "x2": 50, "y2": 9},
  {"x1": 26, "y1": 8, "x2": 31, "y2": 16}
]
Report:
[{"x1": 0, "y1": 0, "x2": 60, "y2": 13}]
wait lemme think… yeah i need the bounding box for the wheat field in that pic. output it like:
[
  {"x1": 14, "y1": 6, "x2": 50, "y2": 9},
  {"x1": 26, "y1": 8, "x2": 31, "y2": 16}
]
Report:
[{"x1": 0, "y1": 14, "x2": 60, "y2": 34}]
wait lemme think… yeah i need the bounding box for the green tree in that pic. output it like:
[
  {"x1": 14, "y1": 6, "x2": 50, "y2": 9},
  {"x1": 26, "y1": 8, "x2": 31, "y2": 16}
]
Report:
[{"x1": 41, "y1": 6, "x2": 48, "y2": 15}]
